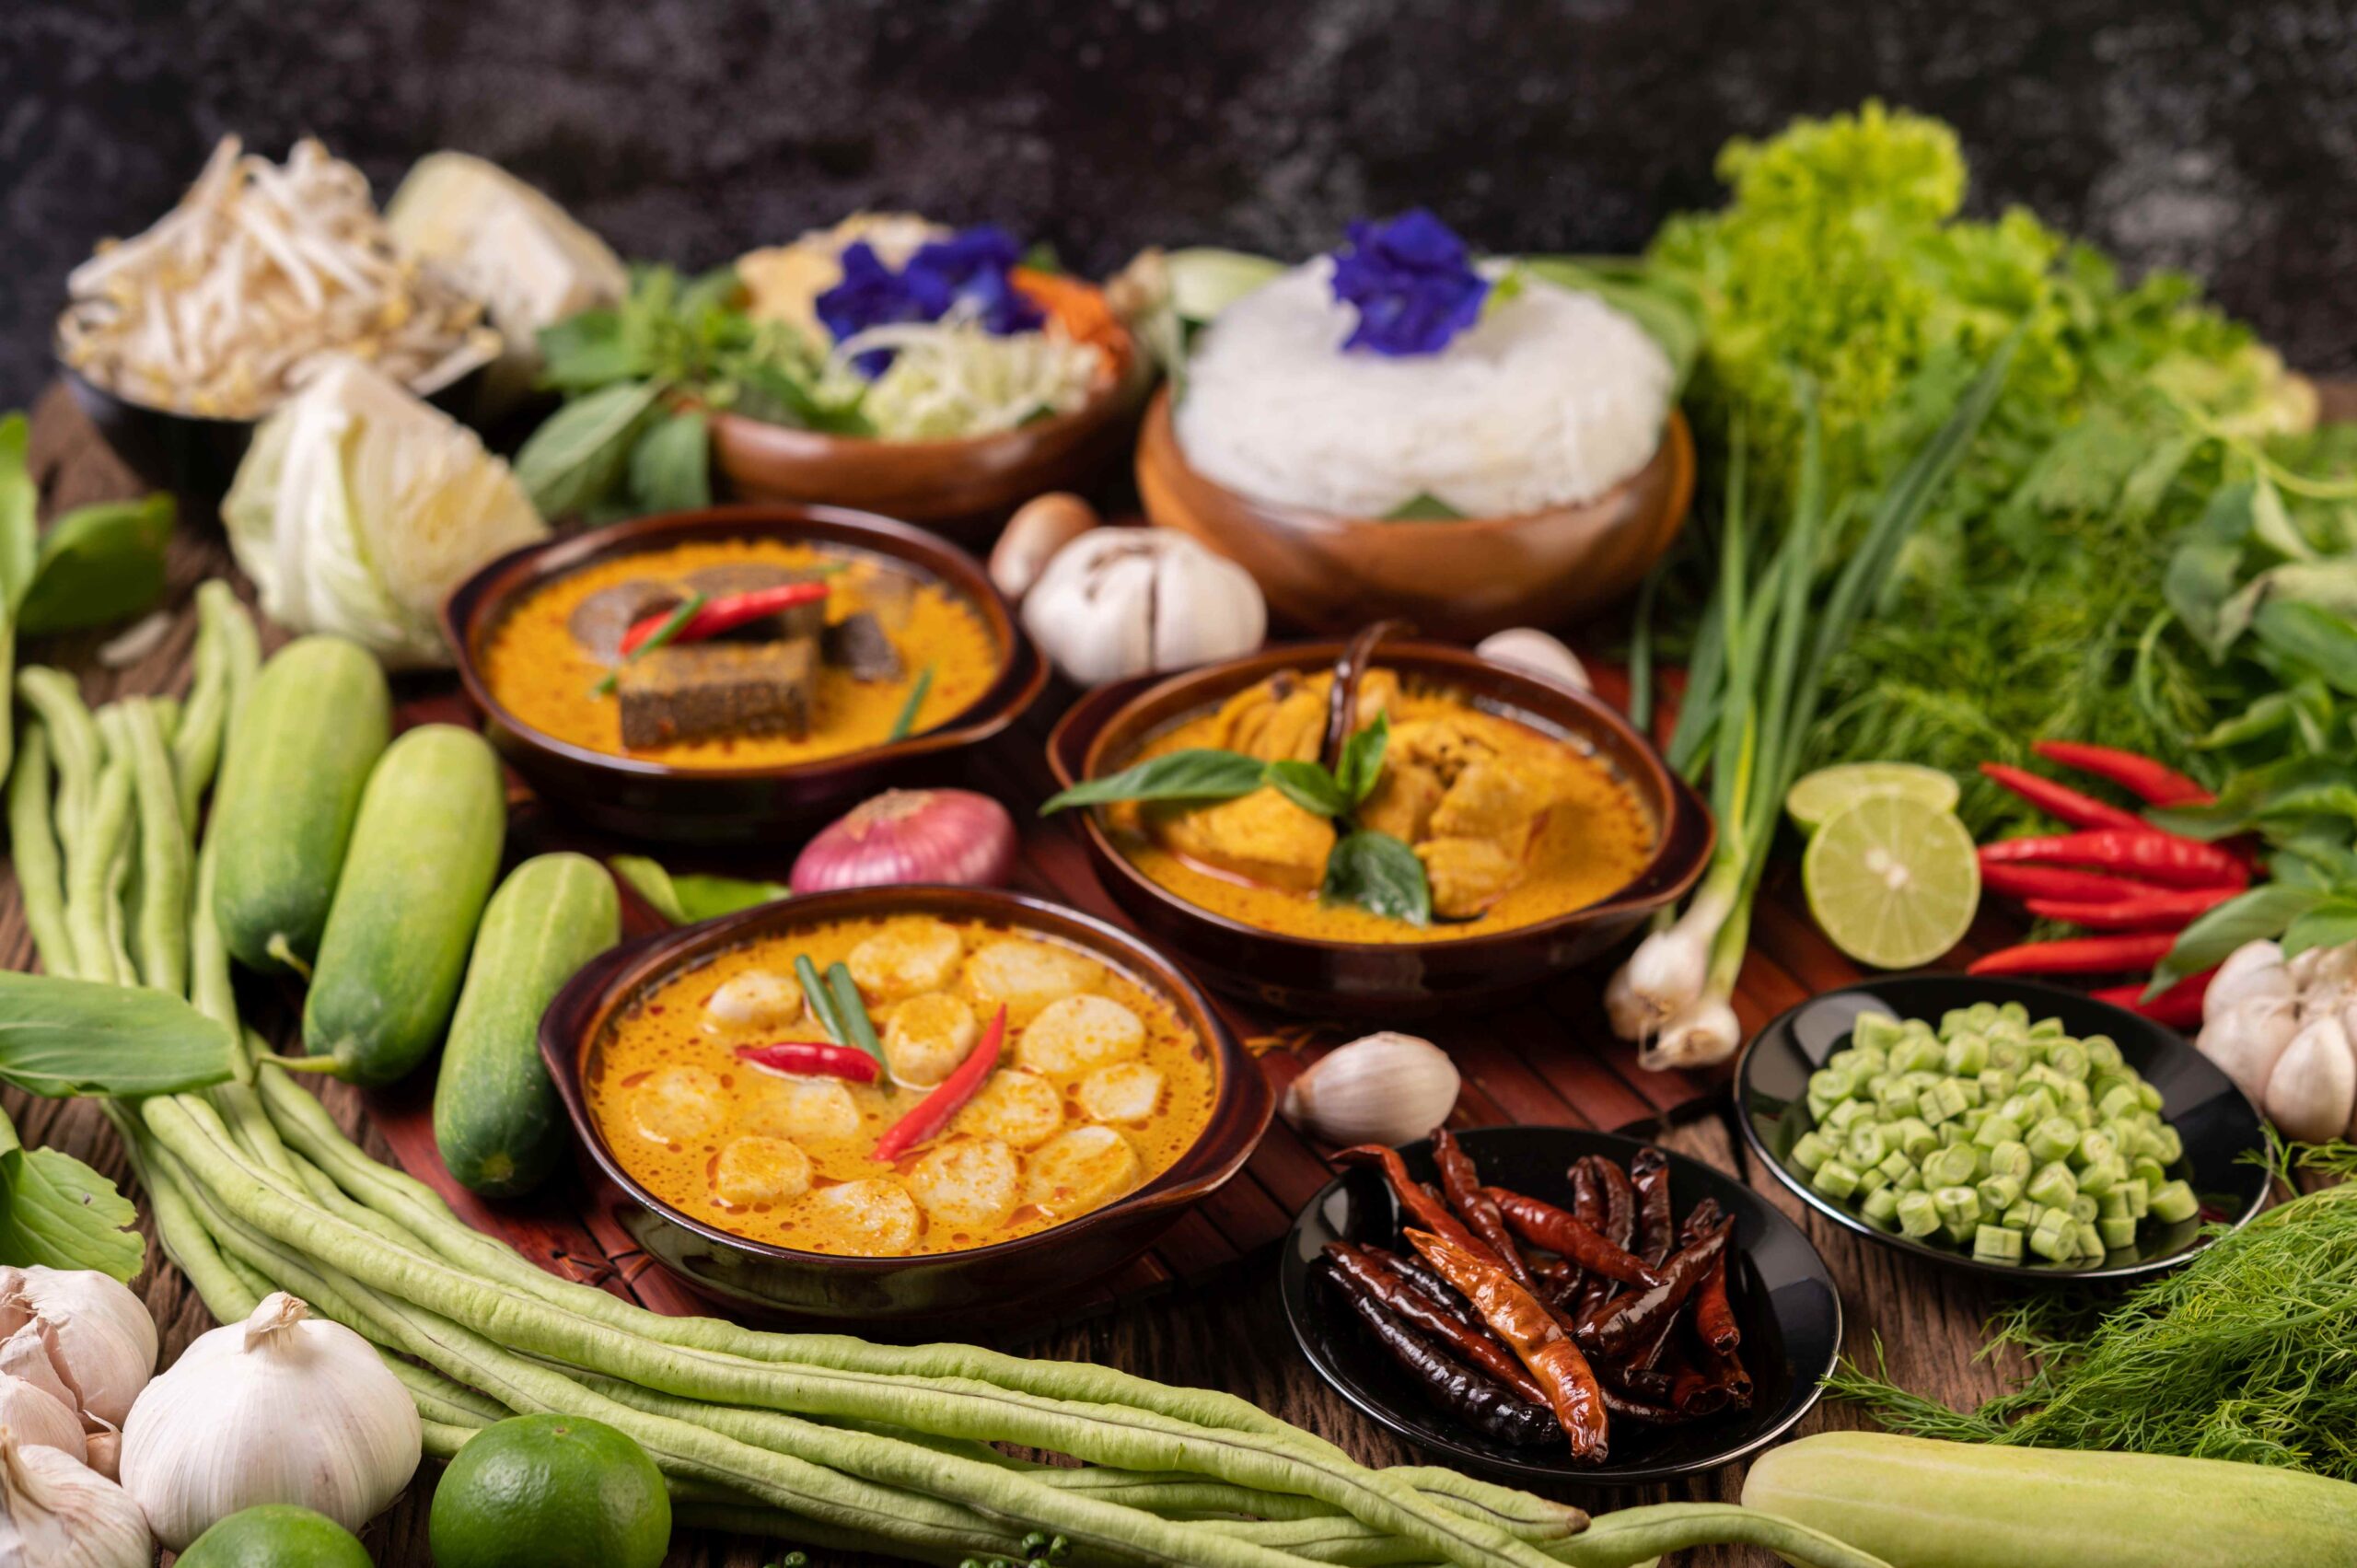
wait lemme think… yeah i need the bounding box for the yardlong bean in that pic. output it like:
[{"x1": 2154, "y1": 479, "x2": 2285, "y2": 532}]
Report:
[
  {"x1": 117, "y1": 699, "x2": 190, "y2": 996},
  {"x1": 17, "y1": 667, "x2": 100, "y2": 850},
  {"x1": 64, "y1": 750, "x2": 134, "y2": 984},
  {"x1": 7, "y1": 723, "x2": 75, "y2": 977}
]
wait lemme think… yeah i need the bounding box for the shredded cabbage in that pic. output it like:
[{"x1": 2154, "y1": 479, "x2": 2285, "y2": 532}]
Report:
[
  {"x1": 826, "y1": 316, "x2": 1103, "y2": 440},
  {"x1": 223, "y1": 356, "x2": 547, "y2": 668}
]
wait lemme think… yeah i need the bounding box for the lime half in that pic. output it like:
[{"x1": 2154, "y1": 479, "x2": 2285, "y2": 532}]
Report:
[
  {"x1": 1803, "y1": 795, "x2": 1980, "y2": 970},
  {"x1": 1786, "y1": 762, "x2": 1960, "y2": 836}
]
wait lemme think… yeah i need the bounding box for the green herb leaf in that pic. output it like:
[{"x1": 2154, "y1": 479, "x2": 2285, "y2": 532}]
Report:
[
  {"x1": 628, "y1": 409, "x2": 712, "y2": 514},
  {"x1": 0, "y1": 973, "x2": 242, "y2": 1097},
  {"x1": 2283, "y1": 899, "x2": 2357, "y2": 958},
  {"x1": 1039, "y1": 749, "x2": 1270, "y2": 814},
  {"x1": 535, "y1": 309, "x2": 647, "y2": 392},
  {"x1": 16, "y1": 494, "x2": 174, "y2": 636},
  {"x1": 0, "y1": 1109, "x2": 142, "y2": 1282},
  {"x1": 888, "y1": 664, "x2": 935, "y2": 742},
  {"x1": 609, "y1": 854, "x2": 688, "y2": 923},
  {"x1": 610, "y1": 854, "x2": 787, "y2": 924},
  {"x1": 2147, "y1": 882, "x2": 2327, "y2": 996},
  {"x1": 1321, "y1": 830, "x2": 1432, "y2": 925},
  {"x1": 516, "y1": 379, "x2": 665, "y2": 519},
  {"x1": 1264, "y1": 760, "x2": 1351, "y2": 819},
  {"x1": 1379, "y1": 493, "x2": 1466, "y2": 521},
  {"x1": 1334, "y1": 712, "x2": 1391, "y2": 806},
  {"x1": 2254, "y1": 598, "x2": 2357, "y2": 698}
]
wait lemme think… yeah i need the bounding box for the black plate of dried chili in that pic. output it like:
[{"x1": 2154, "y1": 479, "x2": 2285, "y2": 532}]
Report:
[{"x1": 1280, "y1": 1125, "x2": 1840, "y2": 1483}]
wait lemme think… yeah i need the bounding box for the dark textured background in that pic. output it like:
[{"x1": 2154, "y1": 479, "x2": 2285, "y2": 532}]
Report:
[{"x1": 6, "y1": 0, "x2": 2355, "y2": 404}]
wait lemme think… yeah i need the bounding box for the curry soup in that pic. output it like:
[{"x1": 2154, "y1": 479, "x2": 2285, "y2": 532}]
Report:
[
  {"x1": 1107, "y1": 669, "x2": 1655, "y2": 943},
  {"x1": 482, "y1": 538, "x2": 1001, "y2": 769},
  {"x1": 586, "y1": 914, "x2": 1218, "y2": 1258}
]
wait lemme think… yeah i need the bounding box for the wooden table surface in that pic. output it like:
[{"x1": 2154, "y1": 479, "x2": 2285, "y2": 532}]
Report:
[{"x1": 4, "y1": 385, "x2": 2061, "y2": 1567}]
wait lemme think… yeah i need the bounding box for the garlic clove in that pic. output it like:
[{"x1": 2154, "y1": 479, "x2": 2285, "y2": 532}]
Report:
[
  {"x1": 1474, "y1": 628, "x2": 1591, "y2": 692},
  {"x1": 2198, "y1": 997, "x2": 2299, "y2": 1108},
  {"x1": 2205, "y1": 940, "x2": 2291, "y2": 1027},
  {"x1": 990, "y1": 492, "x2": 1099, "y2": 601},
  {"x1": 1281, "y1": 1032, "x2": 1461, "y2": 1148},
  {"x1": 1023, "y1": 528, "x2": 1266, "y2": 687},
  {"x1": 2263, "y1": 1015, "x2": 2357, "y2": 1144},
  {"x1": 0, "y1": 1320, "x2": 77, "y2": 1419},
  {"x1": 0, "y1": 1369, "x2": 91, "y2": 1464},
  {"x1": 0, "y1": 1429, "x2": 150, "y2": 1568},
  {"x1": 0, "y1": 1268, "x2": 157, "y2": 1430}
]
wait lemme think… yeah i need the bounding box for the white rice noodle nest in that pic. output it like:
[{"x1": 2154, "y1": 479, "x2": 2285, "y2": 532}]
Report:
[{"x1": 1174, "y1": 261, "x2": 1673, "y2": 518}]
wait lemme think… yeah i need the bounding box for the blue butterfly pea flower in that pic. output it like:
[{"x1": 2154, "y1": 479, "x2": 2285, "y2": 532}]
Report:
[
  {"x1": 1329, "y1": 209, "x2": 1491, "y2": 357},
  {"x1": 815, "y1": 226, "x2": 1043, "y2": 375}
]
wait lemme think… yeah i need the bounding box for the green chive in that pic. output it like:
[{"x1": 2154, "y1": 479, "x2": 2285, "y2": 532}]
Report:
[
  {"x1": 591, "y1": 591, "x2": 708, "y2": 698},
  {"x1": 887, "y1": 664, "x2": 935, "y2": 741},
  {"x1": 795, "y1": 954, "x2": 844, "y2": 1043},
  {"x1": 826, "y1": 962, "x2": 887, "y2": 1066}
]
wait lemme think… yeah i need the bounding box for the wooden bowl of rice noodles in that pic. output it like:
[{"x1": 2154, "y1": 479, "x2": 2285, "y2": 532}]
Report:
[{"x1": 1138, "y1": 256, "x2": 1693, "y2": 640}]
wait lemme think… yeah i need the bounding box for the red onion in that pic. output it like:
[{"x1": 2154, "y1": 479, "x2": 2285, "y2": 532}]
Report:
[{"x1": 789, "y1": 789, "x2": 1018, "y2": 894}]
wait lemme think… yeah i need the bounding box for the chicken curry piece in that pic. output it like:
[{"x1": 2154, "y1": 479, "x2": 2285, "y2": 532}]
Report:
[
  {"x1": 1108, "y1": 668, "x2": 1655, "y2": 942},
  {"x1": 586, "y1": 915, "x2": 1218, "y2": 1257}
]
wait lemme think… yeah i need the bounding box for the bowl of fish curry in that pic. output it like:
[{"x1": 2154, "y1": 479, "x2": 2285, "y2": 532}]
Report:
[
  {"x1": 1045, "y1": 629, "x2": 1711, "y2": 1015},
  {"x1": 446, "y1": 503, "x2": 1045, "y2": 842},
  {"x1": 542, "y1": 885, "x2": 1271, "y2": 1319}
]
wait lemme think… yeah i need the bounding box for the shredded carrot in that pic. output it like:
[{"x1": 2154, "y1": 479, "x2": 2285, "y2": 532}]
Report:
[{"x1": 1013, "y1": 268, "x2": 1131, "y2": 377}]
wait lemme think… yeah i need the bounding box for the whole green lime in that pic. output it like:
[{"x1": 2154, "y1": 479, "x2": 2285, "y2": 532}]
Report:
[
  {"x1": 176, "y1": 1504, "x2": 374, "y2": 1568},
  {"x1": 428, "y1": 1413, "x2": 670, "y2": 1568}
]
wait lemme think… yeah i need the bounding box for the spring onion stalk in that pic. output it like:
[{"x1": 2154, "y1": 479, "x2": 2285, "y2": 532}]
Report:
[{"x1": 1611, "y1": 343, "x2": 2015, "y2": 1066}]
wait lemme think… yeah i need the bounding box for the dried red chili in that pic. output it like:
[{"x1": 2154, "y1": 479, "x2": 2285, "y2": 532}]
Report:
[
  {"x1": 1483, "y1": 1188, "x2": 1662, "y2": 1288},
  {"x1": 1576, "y1": 1215, "x2": 1733, "y2": 1361},
  {"x1": 1406, "y1": 1228, "x2": 1608, "y2": 1459},
  {"x1": 1322, "y1": 1243, "x2": 1545, "y2": 1404}
]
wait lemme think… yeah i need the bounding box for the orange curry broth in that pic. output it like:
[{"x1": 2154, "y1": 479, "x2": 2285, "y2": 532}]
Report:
[
  {"x1": 481, "y1": 539, "x2": 1000, "y2": 768},
  {"x1": 585, "y1": 916, "x2": 1218, "y2": 1257},
  {"x1": 1108, "y1": 680, "x2": 1655, "y2": 943}
]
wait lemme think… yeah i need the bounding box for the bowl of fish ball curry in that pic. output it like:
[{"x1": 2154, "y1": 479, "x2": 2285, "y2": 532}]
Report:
[
  {"x1": 444, "y1": 504, "x2": 1046, "y2": 842},
  {"x1": 1045, "y1": 631, "x2": 1713, "y2": 1016},
  {"x1": 541, "y1": 885, "x2": 1271, "y2": 1318}
]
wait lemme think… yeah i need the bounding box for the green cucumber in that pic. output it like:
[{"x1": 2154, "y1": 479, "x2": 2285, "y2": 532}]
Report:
[
  {"x1": 301, "y1": 725, "x2": 505, "y2": 1086},
  {"x1": 434, "y1": 852, "x2": 620, "y2": 1196},
  {"x1": 1741, "y1": 1432, "x2": 2357, "y2": 1568},
  {"x1": 210, "y1": 636, "x2": 391, "y2": 974}
]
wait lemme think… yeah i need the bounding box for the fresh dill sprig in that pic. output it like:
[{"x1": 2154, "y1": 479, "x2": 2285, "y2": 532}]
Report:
[{"x1": 1828, "y1": 1141, "x2": 2357, "y2": 1479}]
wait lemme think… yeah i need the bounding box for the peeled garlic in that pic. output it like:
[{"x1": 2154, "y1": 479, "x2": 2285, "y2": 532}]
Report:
[
  {"x1": 121, "y1": 1292, "x2": 420, "y2": 1549},
  {"x1": 990, "y1": 492, "x2": 1099, "y2": 601},
  {"x1": 0, "y1": 1270, "x2": 154, "y2": 1430},
  {"x1": 1474, "y1": 628, "x2": 1591, "y2": 692},
  {"x1": 1281, "y1": 1033, "x2": 1461, "y2": 1146},
  {"x1": 1022, "y1": 528, "x2": 1266, "y2": 687},
  {"x1": 0, "y1": 1429, "x2": 149, "y2": 1568},
  {"x1": 2263, "y1": 1014, "x2": 2357, "y2": 1144}
]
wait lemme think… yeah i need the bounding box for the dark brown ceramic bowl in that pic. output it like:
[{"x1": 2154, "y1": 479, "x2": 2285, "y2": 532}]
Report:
[
  {"x1": 443, "y1": 503, "x2": 1047, "y2": 842},
  {"x1": 1136, "y1": 388, "x2": 1695, "y2": 639},
  {"x1": 707, "y1": 349, "x2": 1152, "y2": 543},
  {"x1": 540, "y1": 884, "x2": 1273, "y2": 1321},
  {"x1": 1047, "y1": 640, "x2": 1713, "y2": 1016}
]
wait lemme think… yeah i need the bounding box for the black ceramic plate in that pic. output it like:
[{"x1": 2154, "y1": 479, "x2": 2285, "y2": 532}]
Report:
[
  {"x1": 1737, "y1": 974, "x2": 2269, "y2": 1283},
  {"x1": 1280, "y1": 1125, "x2": 1840, "y2": 1484}
]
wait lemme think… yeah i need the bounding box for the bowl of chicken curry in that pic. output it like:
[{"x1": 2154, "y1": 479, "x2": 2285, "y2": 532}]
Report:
[
  {"x1": 446, "y1": 504, "x2": 1045, "y2": 842},
  {"x1": 542, "y1": 884, "x2": 1271, "y2": 1319},
  {"x1": 1046, "y1": 632, "x2": 1713, "y2": 1016}
]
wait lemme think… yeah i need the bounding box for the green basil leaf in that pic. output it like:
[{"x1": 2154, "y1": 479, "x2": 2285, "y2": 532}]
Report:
[
  {"x1": 1380, "y1": 492, "x2": 1466, "y2": 521},
  {"x1": 0, "y1": 1109, "x2": 141, "y2": 1281},
  {"x1": 678, "y1": 264, "x2": 744, "y2": 321},
  {"x1": 1321, "y1": 830, "x2": 1432, "y2": 926},
  {"x1": 0, "y1": 973, "x2": 241, "y2": 1097},
  {"x1": 516, "y1": 379, "x2": 666, "y2": 519},
  {"x1": 1264, "y1": 760, "x2": 1351, "y2": 819},
  {"x1": 1039, "y1": 749, "x2": 1270, "y2": 814},
  {"x1": 629, "y1": 410, "x2": 711, "y2": 514},
  {"x1": 535, "y1": 309, "x2": 646, "y2": 392},
  {"x1": 2283, "y1": 899, "x2": 2357, "y2": 958},
  {"x1": 2250, "y1": 476, "x2": 2318, "y2": 563},
  {"x1": 17, "y1": 494, "x2": 173, "y2": 636},
  {"x1": 1335, "y1": 713, "x2": 1391, "y2": 805},
  {"x1": 2146, "y1": 884, "x2": 2326, "y2": 997},
  {"x1": 0, "y1": 413, "x2": 37, "y2": 613},
  {"x1": 2254, "y1": 598, "x2": 2357, "y2": 698},
  {"x1": 609, "y1": 854, "x2": 689, "y2": 923},
  {"x1": 2163, "y1": 482, "x2": 2255, "y2": 658}
]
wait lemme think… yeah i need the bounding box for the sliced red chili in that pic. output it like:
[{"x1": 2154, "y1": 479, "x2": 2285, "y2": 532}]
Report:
[
  {"x1": 869, "y1": 1005, "x2": 1005, "y2": 1163},
  {"x1": 733, "y1": 1040, "x2": 881, "y2": 1084},
  {"x1": 620, "y1": 580, "x2": 830, "y2": 656}
]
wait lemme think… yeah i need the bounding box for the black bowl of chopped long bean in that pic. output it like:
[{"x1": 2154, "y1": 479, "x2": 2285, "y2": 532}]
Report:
[
  {"x1": 1279, "y1": 1125, "x2": 1840, "y2": 1483},
  {"x1": 1737, "y1": 974, "x2": 2270, "y2": 1283}
]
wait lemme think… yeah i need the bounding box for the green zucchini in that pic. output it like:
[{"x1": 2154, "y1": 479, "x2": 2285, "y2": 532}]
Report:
[
  {"x1": 1740, "y1": 1432, "x2": 2357, "y2": 1568},
  {"x1": 433, "y1": 853, "x2": 620, "y2": 1195},
  {"x1": 300, "y1": 725, "x2": 505, "y2": 1086},
  {"x1": 210, "y1": 636, "x2": 390, "y2": 974}
]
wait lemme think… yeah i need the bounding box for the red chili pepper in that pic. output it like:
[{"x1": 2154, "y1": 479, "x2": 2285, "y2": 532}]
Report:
[
  {"x1": 2023, "y1": 886, "x2": 2237, "y2": 933},
  {"x1": 1978, "y1": 762, "x2": 2145, "y2": 833},
  {"x1": 621, "y1": 581, "x2": 830, "y2": 656},
  {"x1": 1977, "y1": 830, "x2": 2248, "y2": 890},
  {"x1": 2031, "y1": 740, "x2": 2212, "y2": 807},
  {"x1": 869, "y1": 1005, "x2": 1006, "y2": 1163},
  {"x1": 2091, "y1": 967, "x2": 2217, "y2": 1030},
  {"x1": 733, "y1": 1041, "x2": 881, "y2": 1083},
  {"x1": 1967, "y1": 932, "x2": 2179, "y2": 977},
  {"x1": 1977, "y1": 862, "x2": 2169, "y2": 904}
]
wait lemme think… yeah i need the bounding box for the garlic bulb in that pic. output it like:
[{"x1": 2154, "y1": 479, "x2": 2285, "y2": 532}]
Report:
[
  {"x1": 0, "y1": 1268, "x2": 156, "y2": 1429},
  {"x1": 1022, "y1": 528, "x2": 1266, "y2": 687},
  {"x1": 1474, "y1": 628, "x2": 1591, "y2": 692},
  {"x1": 2263, "y1": 1015, "x2": 2357, "y2": 1144},
  {"x1": 1282, "y1": 1033, "x2": 1461, "y2": 1146},
  {"x1": 0, "y1": 1429, "x2": 150, "y2": 1568},
  {"x1": 121, "y1": 1293, "x2": 420, "y2": 1549},
  {"x1": 990, "y1": 492, "x2": 1099, "y2": 601},
  {"x1": 2204, "y1": 940, "x2": 2292, "y2": 1027},
  {"x1": 0, "y1": 1371, "x2": 88, "y2": 1463}
]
